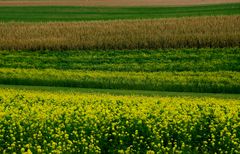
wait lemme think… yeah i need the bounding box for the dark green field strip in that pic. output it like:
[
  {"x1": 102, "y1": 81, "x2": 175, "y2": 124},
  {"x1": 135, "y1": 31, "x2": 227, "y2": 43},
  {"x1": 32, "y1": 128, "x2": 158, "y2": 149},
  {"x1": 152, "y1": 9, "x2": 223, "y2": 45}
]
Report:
[
  {"x1": 0, "y1": 3, "x2": 239, "y2": 22},
  {"x1": 0, "y1": 68, "x2": 239, "y2": 93},
  {"x1": 1, "y1": 84, "x2": 240, "y2": 99},
  {"x1": 1, "y1": 48, "x2": 239, "y2": 72}
]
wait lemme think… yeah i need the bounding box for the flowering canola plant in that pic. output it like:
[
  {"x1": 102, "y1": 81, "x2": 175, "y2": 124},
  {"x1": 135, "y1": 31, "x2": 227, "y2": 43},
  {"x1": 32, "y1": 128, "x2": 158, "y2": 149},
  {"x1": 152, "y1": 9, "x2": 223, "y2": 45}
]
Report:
[{"x1": 0, "y1": 89, "x2": 239, "y2": 153}]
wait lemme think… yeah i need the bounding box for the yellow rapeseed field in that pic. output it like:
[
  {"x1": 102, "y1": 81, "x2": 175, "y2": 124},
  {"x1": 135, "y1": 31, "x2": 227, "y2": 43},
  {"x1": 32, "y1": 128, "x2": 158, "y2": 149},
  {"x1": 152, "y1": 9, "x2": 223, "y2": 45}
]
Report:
[{"x1": 0, "y1": 88, "x2": 239, "y2": 153}]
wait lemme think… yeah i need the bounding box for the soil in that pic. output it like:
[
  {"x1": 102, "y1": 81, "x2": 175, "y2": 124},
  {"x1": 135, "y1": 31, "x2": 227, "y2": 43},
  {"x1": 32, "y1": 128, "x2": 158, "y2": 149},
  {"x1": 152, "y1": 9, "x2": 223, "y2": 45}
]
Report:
[{"x1": 0, "y1": 0, "x2": 239, "y2": 6}]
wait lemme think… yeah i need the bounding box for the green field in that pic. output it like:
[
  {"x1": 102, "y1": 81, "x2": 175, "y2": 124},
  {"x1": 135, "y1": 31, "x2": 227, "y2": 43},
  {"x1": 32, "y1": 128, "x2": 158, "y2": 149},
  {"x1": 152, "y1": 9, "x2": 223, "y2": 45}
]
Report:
[
  {"x1": 1, "y1": 48, "x2": 239, "y2": 93},
  {"x1": 1, "y1": 48, "x2": 239, "y2": 72},
  {"x1": 1, "y1": 68, "x2": 240, "y2": 93},
  {"x1": 0, "y1": 3, "x2": 239, "y2": 22}
]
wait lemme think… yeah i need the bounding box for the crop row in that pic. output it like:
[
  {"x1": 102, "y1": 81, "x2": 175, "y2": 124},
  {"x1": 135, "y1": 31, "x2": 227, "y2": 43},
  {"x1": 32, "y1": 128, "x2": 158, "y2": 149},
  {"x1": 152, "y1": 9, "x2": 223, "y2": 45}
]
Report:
[
  {"x1": 0, "y1": 68, "x2": 239, "y2": 93},
  {"x1": 1, "y1": 48, "x2": 240, "y2": 72},
  {"x1": 0, "y1": 88, "x2": 239, "y2": 153},
  {"x1": 0, "y1": 16, "x2": 239, "y2": 50}
]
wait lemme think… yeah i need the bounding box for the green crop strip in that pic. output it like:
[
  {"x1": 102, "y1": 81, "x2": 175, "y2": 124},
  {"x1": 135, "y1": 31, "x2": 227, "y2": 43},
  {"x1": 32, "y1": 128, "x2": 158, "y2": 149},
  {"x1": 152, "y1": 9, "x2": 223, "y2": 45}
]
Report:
[
  {"x1": 0, "y1": 68, "x2": 239, "y2": 93},
  {"x1": 1, "y1": 48, "x2": 239, "y2": 72},
  {"x1": 0, "y1": 3, "x2": 239, "y2": 22},
  {"x1": 1, "y1": 48, "x2": 239, "y2": 93}
]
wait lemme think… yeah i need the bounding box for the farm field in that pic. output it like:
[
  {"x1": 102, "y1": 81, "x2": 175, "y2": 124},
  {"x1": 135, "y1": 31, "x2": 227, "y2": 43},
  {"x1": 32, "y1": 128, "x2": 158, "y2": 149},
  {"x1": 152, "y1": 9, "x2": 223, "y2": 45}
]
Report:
[
  {"x1": 0, "y1": 48, "x2": 240, "y2": 93},
  {"x1": 0, "y1": 1, "x2": 240, "y2": 153},
  {"x1": 0, "y1": 16, "x2": 239, "y2": 50},
  {"x1": 1, "y1": 68, "x2": 240, "y2": 93},
  {"x1": 1, "y1": 48, "x2": 239, "y2": 72},
  {"x1": 0, "y1": 88, "x2": 240, "y2": 153},
  {"x1": 0, "y1": 3, "x2": 240, "y2": 22}
]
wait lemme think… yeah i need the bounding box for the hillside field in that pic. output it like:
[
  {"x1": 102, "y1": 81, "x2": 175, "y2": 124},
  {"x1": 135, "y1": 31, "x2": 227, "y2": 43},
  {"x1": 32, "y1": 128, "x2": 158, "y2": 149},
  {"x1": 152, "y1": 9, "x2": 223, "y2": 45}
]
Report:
[{"x1": 0, "y1": 2, "x2": 240, "y2": 153}]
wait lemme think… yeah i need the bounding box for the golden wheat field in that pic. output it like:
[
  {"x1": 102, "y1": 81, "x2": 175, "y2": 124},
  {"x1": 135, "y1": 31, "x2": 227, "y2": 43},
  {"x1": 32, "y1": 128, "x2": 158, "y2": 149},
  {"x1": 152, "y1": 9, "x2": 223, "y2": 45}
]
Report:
[{"x1": 0, "y1": 16, "x2": 239, "y2": 50}]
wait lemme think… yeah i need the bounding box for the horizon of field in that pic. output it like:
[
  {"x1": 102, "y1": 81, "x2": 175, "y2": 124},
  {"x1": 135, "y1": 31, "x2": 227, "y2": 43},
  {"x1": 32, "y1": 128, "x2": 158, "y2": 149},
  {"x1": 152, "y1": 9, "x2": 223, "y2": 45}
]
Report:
[
  {"x1": 0, "y1": 0, "x2": 239, "y2": 6},
  {"x1": 0, "y1": 3, "x2": 239, "y2": 22}
]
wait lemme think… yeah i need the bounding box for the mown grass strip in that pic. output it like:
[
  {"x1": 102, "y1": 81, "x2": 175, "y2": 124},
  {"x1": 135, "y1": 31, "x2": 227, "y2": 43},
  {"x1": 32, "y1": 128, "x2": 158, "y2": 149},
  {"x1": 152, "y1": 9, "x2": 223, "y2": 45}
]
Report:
[
  {"x1": 0, "y1": 68, "x2": 239, "y2": 93},
  {"x1": 0, "y1": 3, "x2": 239, "y2": 22},
  {"x1": 1, "y1": 48, "x2": 239, "y2": 72}
]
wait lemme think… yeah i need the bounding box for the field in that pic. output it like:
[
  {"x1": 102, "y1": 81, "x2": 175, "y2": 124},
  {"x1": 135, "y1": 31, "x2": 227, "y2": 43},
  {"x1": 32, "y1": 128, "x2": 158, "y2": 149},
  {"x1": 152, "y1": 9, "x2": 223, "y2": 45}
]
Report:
[
  {"x1": 1, "y1": 48, "x2": 239, "y2": 72},
  {"x1": 0, "y1": 3, "x2": 240, "y2": 22},
  {"x1": 0, "y1": 88, "x2": 240, "y2": 153},
  {"x1": 0, "y1": 1, "x2": 240, "y2": 153},
  {"x1": 1, "y1": 48, "x2": 240, "y2": 93},
  {"x1": 0, "y1": 16, "x2": 239, "y2": 50}
]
